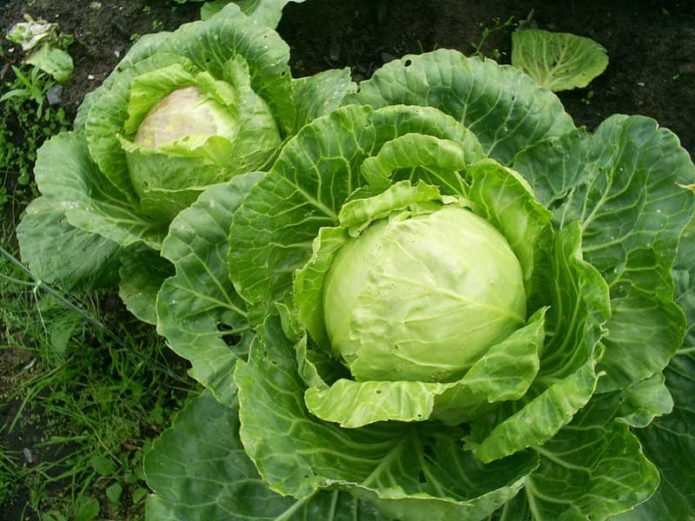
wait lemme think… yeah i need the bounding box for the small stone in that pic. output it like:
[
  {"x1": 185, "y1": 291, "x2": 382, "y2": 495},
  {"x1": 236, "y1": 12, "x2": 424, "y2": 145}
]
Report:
[
  {"x1": 87, "y1": 74, "x2": 95, "y2": 80},
  {"x1": 22, "y1": 448, "x2": 33, "y2": 464},
  {"x1": 90, "y1": 1, "x2": 102, "y2": 9},
  {"x1": 46, "y1": 85, "x2": 63, "y2": 105}
]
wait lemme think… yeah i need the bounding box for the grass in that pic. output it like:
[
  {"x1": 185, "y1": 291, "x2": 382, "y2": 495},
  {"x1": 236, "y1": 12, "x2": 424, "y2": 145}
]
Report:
[{"x1": 0, "y1": 63, "x2": 195, "y2": 521}]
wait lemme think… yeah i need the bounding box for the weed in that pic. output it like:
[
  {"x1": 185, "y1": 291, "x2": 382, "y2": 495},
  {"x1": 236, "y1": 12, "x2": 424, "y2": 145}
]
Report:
[
  {"x1": 470, "y1": 16, "x2": 515, "y2": 60},
  {"x1": 0, "y1": 246, "x2": 195, "y2": 519},
  {"x1": 0, "y1": 61, "x2": 193, "y2": 520},
  {"x1": 0, "y1": 64, "x2": 69, "y2": 230}
]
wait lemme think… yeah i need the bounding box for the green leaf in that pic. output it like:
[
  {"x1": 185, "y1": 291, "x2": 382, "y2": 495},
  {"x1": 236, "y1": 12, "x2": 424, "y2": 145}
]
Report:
[
  {"x1": 132, "y1": 487, "x2": 148, "y2": 505},
  {"x1": 26, "y1": 45, "x2": 73, "y2": 83},
  {"x1": 201, "y1": 0, "x2": 229, "y2": 20},
  {"x1": 106, "y1": 482, "x2": 123, "y2": 504},
  {"x1": 17, "y1": 132, "x2": 156, "y2": 288},
  {"x1": 17, "y1": 197, "x2": 121, "y2": 289},
  {"x1": 234, "y1": 316, "x2": 540, "y2": 521},
  {"x1": 304, "y1": 309, "x2": 545, "y2": 427},
  {"x1": 157, "y1": 173, "x2": 262, "y2": 406},
  {"x1": 469, "y1": 356, "x2": 598, "y2": 464},
  {"x1": 145, "y1": 496, "x2": 178, "y2": 521},
  {"x1": 292, "y1": 68, "x2": 354, "y2": 130},
  {"x1": 218, "y1": 0, "x2": 307, "y2": 28},
  {"x1": 360, "y1": 133, "x2": 481, "y2": 192},
  {"x1": 349, "y1": 49, "x2": 575, "y2": 164},
  {"x1": 511, "y1": 29, "x2": 608, "y2": 92},
  {"x1": 617, "y1": 374, "x2": 673, "y2": 428},
  {"x1": 467, "y1": 224, "x2": 610, "y2": 462},
  {"x1": 47, "y1": 310, "x2": 83, "y2": 356},
  {"x1": 90, "y1": 454, "x2": 117, "y2": 476},
  {"x1": 525, "y1": 397, "x2": 659, "y2": 520},
  {"x1": 74, "y1": 497, "x2": 100, "y2": 521},
  {"x1": 118, "y1": 246, "x2": 173, "y2": 325},
  {"x1": 513, "y1": 115, "x2": 695, "y2": 392},
  {"x1": 616, "y1": 355, "x2": 695, "y2": 521},
  {"x1": 613, "y1": 222, "x2": 695, "y2": 519},
  {"x1": 144, "y1": 391, "x2": 385, "y2": 521},
  {"x1": 464, "y1": 159, "x2": 552, "y2": 289}
]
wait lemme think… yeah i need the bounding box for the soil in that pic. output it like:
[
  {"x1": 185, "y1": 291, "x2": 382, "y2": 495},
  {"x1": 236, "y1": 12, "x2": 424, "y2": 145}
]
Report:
[
  {"x1": 1, "y1": 0, "x2": 693, "y2": 153},
  {"x1": 1, "y1": 0, "x2": 694, "y2": 519},
  {"x1": 278, "y1": 0, "x2": 695, "y2": 154}
]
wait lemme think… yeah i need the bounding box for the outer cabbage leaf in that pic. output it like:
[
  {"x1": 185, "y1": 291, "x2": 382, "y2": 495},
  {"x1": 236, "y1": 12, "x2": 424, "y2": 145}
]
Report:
[
  {"x1": 157, "y1": 173, "x2": 262, "y2": 406},
  {"x1": 612, "y1": 222, "x2": 695, "y2": 520},
  {"x1": 613, "y1": 352, "x2": 695, "y2": 520},
  {"x1": 522, "y1": 395, "x2": 659, "y2": 521},
  {"x1": 16, "y1": 132, "x2": 159, "y2": 289},
  {"x1": 144, "y1": 391, "x2": 385, "y2": 521},
  {"x1": 201, "y1": 0, "x2": 307, "y2": 28},
  {"x1": 16, "y1": 197, "x2": 120, "y2": 290},
  {"x1": 292, "y1": 68, "x2": 354, "y2": 130},
  {"x1": 616, "y1": 374, "x2": 673, "y2": 429},
  {"x1": 511, "y1": 29, "x2": 608, "y2": 92},
  {"x1": 347, "y1": 49, "x2": 575, "y2": 164},
  {"x1": 234, "y1": 316, "x2": 540, "y2": 521},
  {"x1": 513, "y1": 115, "x2": 695, "y2": 394},
  {"x1": 118, "y1": 245, "x2": 174, "y2": 325}
]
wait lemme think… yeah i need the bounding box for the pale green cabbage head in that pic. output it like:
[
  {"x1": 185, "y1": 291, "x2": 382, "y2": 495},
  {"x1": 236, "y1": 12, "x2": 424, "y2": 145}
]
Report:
[
  {"x1": 133, "y1": 86, "x2": 239, "y2": 150},
  {"x1": 323, "y1": 206, "x2": 526, "y2": 382}
]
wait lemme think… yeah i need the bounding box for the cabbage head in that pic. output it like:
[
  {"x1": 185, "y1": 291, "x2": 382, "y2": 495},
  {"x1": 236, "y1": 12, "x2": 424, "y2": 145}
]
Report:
[
  {"x1": 147, "y1": 50, "x2": 695, "y2": 520},
  {"x1": 17, "y1": 4, "x2": 352, "y2": 322}
]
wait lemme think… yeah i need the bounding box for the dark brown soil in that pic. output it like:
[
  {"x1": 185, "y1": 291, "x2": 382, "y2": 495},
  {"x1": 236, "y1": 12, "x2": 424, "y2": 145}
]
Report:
[
  {"x1": 278, "y1": 0, "x2": 695, "y2": 155},
  {"x1": 1, "y1": 0, "x2": 693, "y2": 153},
  {"x1": 1, "y1": 0, "x2": 199, "y2": 111}
]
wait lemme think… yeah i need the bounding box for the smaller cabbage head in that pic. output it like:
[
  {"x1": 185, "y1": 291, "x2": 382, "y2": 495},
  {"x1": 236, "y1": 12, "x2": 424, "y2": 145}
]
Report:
[
  {"x1": 117, "y1": 63, "x2": 282, "y2": 221},
  {"x1": 323, "y1": 205, "x2": 526, "y2": 383},
  {"x1": 133, "y1": 86, "x2": 238, "y2": 150}
]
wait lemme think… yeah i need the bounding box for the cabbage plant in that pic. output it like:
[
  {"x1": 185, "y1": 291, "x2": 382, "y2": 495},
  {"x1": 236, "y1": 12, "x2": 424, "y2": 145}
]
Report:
[
  {"x1": 16, "y1": 4, "x2": 352, "y2": 322},
  {"x1": 145, "y1": 50, "x2": 695, "y2": 520}
]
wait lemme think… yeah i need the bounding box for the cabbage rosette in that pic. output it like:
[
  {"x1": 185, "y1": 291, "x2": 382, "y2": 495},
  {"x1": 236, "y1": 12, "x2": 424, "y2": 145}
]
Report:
[
  {"x1": 16, "y1": 3, "x2": 352, "y2": 322},
  {"x1": 148, "y1": 50, "x2": 695, "y2": 520}
]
